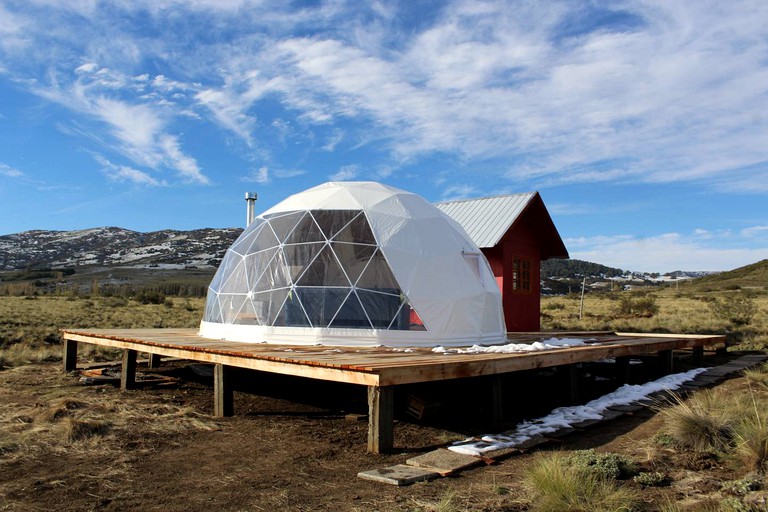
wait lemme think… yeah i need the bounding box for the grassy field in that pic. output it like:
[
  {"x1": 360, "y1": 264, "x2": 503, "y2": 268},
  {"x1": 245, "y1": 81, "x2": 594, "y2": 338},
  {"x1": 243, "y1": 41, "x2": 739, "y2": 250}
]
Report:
[
  {"x1": 1, "y1": 285, "x2": 768, "y2": 509},
  {"x1": 0, "y1": 295, "x2": 205, "y2": 367},
  {"x1": 541, "y1": 288, "x2": 768, "y2": 351},
  {"x1": 1, "y1": 285, "x2": 766, "y2": 367}
]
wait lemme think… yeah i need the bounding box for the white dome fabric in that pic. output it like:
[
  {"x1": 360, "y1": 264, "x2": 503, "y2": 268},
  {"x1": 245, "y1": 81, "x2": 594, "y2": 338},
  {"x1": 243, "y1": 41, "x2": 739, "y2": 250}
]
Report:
[{"x1": 199, "y1": 182, "x2": 506, "y2": 347}]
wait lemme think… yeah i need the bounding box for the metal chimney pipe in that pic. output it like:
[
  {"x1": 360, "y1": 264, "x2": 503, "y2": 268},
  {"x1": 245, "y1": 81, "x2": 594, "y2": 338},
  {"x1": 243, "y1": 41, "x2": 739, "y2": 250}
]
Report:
[{"x1": 245, "y1": 192, "x2": 258, "y2": 226}]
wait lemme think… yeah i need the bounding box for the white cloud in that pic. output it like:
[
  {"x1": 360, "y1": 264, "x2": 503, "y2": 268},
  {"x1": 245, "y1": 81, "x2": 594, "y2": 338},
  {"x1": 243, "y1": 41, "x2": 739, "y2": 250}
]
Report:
[
  {"x1": 3, "y1": 0, "x2": 768, "y2": 195},
  {"x1": 742, "y1": 226, "x2": 768, "y2": 238},
  {"x1": 29, "y1": 67, "x2": 209, "y2": 185},
  {"x1": 243, "y1": 166, "x2": 270, "y2": 184},
  {"x1": 567, "y1": 231, "x2": 768, "y2": 273},
  {"x1": 440, "y1": 184, "x2": 478, "y2": 201},
  {"x1": 0, "y1": 163, "x2": 24, "y2": 178},
  {"x1": 92, "y1": 153, "x2": 164, "y2": 186},
  {"x1": 330, "y1": 164, "x2": 359, "y2": 181},
  {"x1": 274, "y1": 168, "x2": 305, "y2": 179}
]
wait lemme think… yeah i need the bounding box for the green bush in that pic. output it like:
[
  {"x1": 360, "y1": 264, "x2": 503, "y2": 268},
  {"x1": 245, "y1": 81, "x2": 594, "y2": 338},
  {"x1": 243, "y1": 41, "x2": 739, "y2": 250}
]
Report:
[
  {"x1": 710, "y1": 294, "x2": 757, "y2": 326},
  {"x1": 633, "y1": 471, "x2": 670, "y2": 487},
  {"x1": 566, "y1": 449, "x2": 637, "y2": 480},
  {"x1": 134, "y1": 290, "x2": 166, "y2": 305},
  {"x1": 615, "y1": 295, "x2": 659, "y2": 318}
]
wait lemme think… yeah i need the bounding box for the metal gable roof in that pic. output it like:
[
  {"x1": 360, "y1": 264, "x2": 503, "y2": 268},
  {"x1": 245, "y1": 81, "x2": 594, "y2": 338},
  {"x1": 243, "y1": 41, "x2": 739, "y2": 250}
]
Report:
[{"x1": 435, "y1": 193, "x2": 537, "y2": 248}]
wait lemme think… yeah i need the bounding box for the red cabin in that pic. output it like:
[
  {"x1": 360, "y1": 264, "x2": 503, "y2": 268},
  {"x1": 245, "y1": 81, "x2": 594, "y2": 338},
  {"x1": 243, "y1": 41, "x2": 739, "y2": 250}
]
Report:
[{"x1": 437, "y1": 192, "x2": 568, "y2": 332}]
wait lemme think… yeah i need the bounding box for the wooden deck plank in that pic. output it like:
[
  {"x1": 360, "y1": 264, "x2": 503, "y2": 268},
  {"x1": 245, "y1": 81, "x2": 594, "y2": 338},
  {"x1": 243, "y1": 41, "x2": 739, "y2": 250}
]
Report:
[{"x1": 61, "y1": 328, "x2": 726, "y2": 387}]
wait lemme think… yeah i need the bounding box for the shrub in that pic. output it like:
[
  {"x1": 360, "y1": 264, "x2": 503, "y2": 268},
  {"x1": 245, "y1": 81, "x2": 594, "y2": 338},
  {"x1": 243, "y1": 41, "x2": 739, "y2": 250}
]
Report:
[
  {"x1": 523, "y1": 452, "x2": 638, "y2": 512},
  {"x1": 134, "y1": 289, "x2": 166, "y2": 305},
  {"x1": 633, "y1": 471, "x2": 670, "y2": 487},
  {"x1": 615, "y1": 295, "x2": 659, "y2": 318},
  {"x1": 710, "y1": 295, "x2": 757, "y2": 326},
  {"x1": 566, "y1": 449, "x2": 637, "y2": 480},
  {"x1": 722, "y1": 474, "x2": 763, "y2": 496}
]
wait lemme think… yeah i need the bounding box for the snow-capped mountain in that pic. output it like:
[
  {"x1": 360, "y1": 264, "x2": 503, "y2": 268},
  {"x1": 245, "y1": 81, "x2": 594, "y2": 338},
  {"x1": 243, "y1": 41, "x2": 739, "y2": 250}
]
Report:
[{"x1": 0, "y1": 227, "x2": 243, "y2": 270}]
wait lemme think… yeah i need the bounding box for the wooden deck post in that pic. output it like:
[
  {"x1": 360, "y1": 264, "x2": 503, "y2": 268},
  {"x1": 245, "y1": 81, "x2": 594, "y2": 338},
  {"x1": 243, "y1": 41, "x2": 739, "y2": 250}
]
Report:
[
  {"x1": 567, "y1": 365, "x2": 579, "y2": 405},
  {"x1": 367, "y1": 386, "x2": 394, "y2": 454},
  {"x1": 63, "y1": 338, "x2": 78, "y2": 372},
  {"x1": 121, "y1": 349, "x2": 138, "y2": 390},
  {"x1": 491, "y1": 375, "x2": 505, "y2": 423},
  {"x1": 658, "y1": 349, "x2": 673, "y2": 375},
  {"x1": 615, "y1": 356, "x2": 630, "y2": 385},
  {"x1": 214, "y1": 364, "x2": 234, "y2": 417},
  {"x1": 692, "y1": 345, "x2": 704, "y2": 364},
  {"x1": 148, "y1": 353, "x2": 162, "y2": 369}
]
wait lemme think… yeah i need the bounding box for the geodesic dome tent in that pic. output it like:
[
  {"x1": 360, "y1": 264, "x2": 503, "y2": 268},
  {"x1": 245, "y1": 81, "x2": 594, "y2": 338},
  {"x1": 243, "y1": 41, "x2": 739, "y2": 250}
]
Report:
[{"x1": 199, "y1": 182, "x2": 506, "y2": 347}]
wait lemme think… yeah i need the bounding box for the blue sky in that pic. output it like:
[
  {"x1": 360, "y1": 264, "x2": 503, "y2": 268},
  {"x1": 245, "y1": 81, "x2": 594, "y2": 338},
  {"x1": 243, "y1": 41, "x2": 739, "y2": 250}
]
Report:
[{"x1": 1, "y1": 0, "x2": 766, "y2": 273}]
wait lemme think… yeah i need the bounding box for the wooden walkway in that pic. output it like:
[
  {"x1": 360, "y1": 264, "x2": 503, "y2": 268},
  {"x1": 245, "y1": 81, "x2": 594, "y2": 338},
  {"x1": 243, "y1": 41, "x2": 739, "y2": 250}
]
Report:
[{"x1": 61, "y1": 329, "x2": 726, "y2": 453}]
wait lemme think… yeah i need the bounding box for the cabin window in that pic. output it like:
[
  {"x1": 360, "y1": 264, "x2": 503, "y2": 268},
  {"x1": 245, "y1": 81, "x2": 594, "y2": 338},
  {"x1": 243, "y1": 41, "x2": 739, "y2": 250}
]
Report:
[{"x1": 511, "y1": 257, "x2": 532, "y2": 293}]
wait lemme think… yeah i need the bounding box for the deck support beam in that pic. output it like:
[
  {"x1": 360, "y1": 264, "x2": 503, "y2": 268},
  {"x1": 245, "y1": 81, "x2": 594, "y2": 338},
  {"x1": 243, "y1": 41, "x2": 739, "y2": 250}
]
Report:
[
  {"x1": 121, "y1": 349, "x2": 138, "y2": 390},
  {"x1": 658, "y1": 349, "x2": 673, "y2": 375},
  {"x1": 692, "y1": 346, "x2": 704, "y2": 364},
  {"x1": 214, "y1": 364, "x2": 234, "y2": 417},
  {"x1": 615, "y1": 356, "x2": 630, "y2": 385},
  {"x1": 148, "y1": 353, "x2": 162, "y2": 369},
  {"x1": 63, "y1": 338, "x2": 78, "y2": 372},
  {"x1": 367, "y1": 385, "x2": 394, "y2": 454},
  {"x1": 566, "y1": 365, "x2": 579, "y2": 405},
  {"x1": 491, "y1": 375, "x2": 505, "y2": 423}
]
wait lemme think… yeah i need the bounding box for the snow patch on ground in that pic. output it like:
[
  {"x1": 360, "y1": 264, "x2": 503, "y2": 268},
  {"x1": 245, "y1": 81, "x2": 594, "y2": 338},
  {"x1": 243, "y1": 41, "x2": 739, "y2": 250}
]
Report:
[
  {"x1": 448, "y1": 367, "x2": 707, "y2": 456},
  {"x1": 433, "y1": 337, "x2": 590, "y2": 354}
]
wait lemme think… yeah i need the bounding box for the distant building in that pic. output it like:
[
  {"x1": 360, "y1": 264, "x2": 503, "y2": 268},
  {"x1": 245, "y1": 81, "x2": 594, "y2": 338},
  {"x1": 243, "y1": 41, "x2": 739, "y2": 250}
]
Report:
[{"x1": 437, "y1": 193, "x2": 568, "y2": 332}]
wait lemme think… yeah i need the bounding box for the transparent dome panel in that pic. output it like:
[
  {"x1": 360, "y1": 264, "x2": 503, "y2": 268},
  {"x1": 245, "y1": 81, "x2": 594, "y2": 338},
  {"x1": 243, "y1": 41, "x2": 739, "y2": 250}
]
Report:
[
  {"x1": 244, "y1": 247, "x2": 279, "y2": 292},
  {"x1": 245, "y1": 222, "x2": 279, "y2": 254},
  {"x1": 355, "y1": 249, "x2": 399, "y2": 290},
  {"x1": 295, "y1": 287, "x2": 350, "y2": 327},
  {"x1": 331, "y1": 242, "x2": 376, "y2": 284},
  {"x1": 296, "y1": 244, "x2": 349, "y2": 287},
  {"x1": 357, "y1": 289, "x2": 402, "y2": 329},
  {"x1": 273, "y1": 291, "x2": 311, "y2": 327},
  {"x1": 312, "y1": 210, "x2": 359, "y2": 240},
  {"x1": 265, "y1": 211, "x2": 304, "y2": 242},
  {"x1": 330, "y1": 292, "x2": 372, "y2": 328},
  {"x1": 284, "y1": 213, "x2": 325, "y2": 244},
  {"x1": 282, "y1": 242, "x2": 324, "y2": 283},
  {"x1": 332, "y1": 212, "x2": 376, "y2": 244},
  {"x1": 230, "y1": 219, "x2": 265, "y2": 255}
]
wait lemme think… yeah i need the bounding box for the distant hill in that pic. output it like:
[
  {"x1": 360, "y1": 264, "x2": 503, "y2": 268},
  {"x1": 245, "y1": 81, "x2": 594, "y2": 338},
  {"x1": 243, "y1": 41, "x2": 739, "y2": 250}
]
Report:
[
  {"x1": 684, "y1": 259, "x2": 768, "y2": 290},
  {"x1": 541, "y1": 259, "x2": 625, "y2": 279},
  {"x1": 0, "y1": 227, "x2": 242, "y2": 271}
]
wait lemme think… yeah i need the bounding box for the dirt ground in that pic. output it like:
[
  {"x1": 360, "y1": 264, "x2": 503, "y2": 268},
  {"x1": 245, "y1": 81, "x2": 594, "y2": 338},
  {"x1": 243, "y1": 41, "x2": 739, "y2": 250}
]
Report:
[{"x1": 0, "y1": 355, "x2": 763, "y2": 511}]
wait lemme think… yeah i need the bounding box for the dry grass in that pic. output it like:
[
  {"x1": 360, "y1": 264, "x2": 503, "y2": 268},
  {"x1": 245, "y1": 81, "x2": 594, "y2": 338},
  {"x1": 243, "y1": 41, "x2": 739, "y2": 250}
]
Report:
[
  {"x1": 659, "y1": 389, "x2": 738, "y2": 453},
  {"x1": 743, "y1": 363, "x2": 768, "y2": 390},
  {"x1": 522, "y1": 451, "x2": 638, "y2": 512},
  {"x1": 0, "y1": 366, "x2": 220, "y2": 465},
  {"x1": 0, "y1": 295, "x2": 205, "y2": 367},
  {"x1": 541, "y1": 290, "x2": 768, "y2": 351}
]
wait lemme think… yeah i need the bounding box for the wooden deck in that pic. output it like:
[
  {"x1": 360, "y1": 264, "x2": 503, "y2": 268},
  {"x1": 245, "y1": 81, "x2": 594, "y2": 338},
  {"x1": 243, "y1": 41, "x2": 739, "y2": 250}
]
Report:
[{"x1": 61, "y1": 328, "x2": 726, "y2": 453}]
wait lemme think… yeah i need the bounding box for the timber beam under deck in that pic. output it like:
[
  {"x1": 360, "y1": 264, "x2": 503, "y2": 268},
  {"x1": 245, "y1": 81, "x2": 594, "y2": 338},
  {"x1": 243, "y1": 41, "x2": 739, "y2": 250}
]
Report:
[{"x1": 61, "y1": 328, "x2": 726, "y2": 454}]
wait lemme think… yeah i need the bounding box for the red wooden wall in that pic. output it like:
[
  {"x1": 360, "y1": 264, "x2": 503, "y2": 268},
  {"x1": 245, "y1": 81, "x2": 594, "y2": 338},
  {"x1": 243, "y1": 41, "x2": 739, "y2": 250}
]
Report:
[{"x1": 479, "y1": 194, "x2": 566, "y2": 332}]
